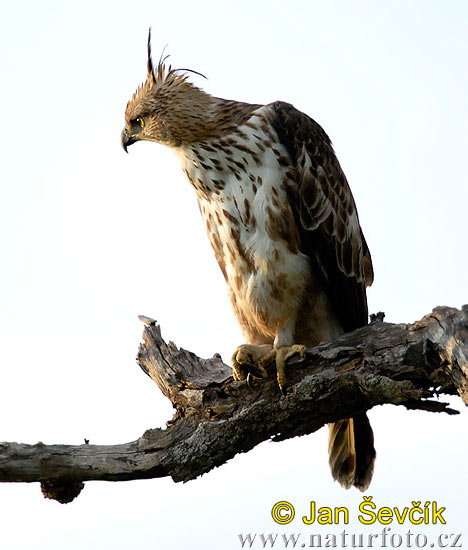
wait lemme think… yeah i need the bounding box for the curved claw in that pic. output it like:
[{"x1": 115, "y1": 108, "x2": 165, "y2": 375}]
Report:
[
  {"x1": 231, "y1": 344, "x2": 271, "y2": 384},
  {"x1": 231, "y1": 343, "x2": 305, "y2": 392},
  {"x1": 258, "y1": 344, "x2": 306, "y2": 392}
]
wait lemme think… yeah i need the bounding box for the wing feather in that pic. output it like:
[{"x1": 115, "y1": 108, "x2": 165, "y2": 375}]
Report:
[{"x1": 269, "y1": 101, "x2": 373, "y2": 332}]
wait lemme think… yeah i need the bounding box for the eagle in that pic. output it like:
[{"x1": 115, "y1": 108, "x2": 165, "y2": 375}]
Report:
[{"x1": 121, "y1": 31, "x2": 376, "y2": 491}]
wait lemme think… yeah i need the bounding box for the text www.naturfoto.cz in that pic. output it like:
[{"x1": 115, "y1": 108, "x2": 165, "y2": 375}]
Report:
[{"x1": 237, "y1": 529, "x2": 463, "y2": 548}]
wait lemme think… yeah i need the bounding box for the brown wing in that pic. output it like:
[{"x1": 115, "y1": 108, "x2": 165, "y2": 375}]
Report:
[{"x1": 270, "y1": 101, "x2": 373, "y2": 332}]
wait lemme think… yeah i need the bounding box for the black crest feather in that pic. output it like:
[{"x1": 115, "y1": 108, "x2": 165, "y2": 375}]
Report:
[{"x1": 147, "y1": 27, "x2": 156, "y2": 84}]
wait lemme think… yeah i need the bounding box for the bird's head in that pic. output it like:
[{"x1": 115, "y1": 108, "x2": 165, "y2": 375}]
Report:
[{"x1": 121, "y1": 29, "x2": 211, "y2": 151}]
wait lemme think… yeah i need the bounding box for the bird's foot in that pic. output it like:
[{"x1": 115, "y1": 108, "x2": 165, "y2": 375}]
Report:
[
  {"x1": 232, "y1": 343, "x2": 306, "y2": 393},
  {"x1": 258, "y1": 345, "x2": 306, "y2": 393},
  {"x1": 231, "y1": 344, "x2": 272, "y2": 383}
]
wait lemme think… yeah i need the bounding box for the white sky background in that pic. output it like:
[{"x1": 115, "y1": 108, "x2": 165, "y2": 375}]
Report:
[{"x1": 0, "y1": 0, "x2": 467, "y2": 548}]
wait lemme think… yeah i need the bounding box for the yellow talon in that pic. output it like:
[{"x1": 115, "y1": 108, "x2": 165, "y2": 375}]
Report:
[
  {"x1": 231, "y1": 344, "x2": 271, "y2": 382},
  {"x1": 232, "y1": 343, "x2": 306, "y2": 392},
  {"x1": 258, "y1": 344, "x2": 306, "y2": 392}
]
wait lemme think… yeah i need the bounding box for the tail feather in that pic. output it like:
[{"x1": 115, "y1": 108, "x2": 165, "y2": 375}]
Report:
[{"x1": 328, "y1": 414, "x2": 375, "y2": 491}]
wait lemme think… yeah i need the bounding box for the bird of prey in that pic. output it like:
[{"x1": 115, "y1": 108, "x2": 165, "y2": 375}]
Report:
[{"x1": 122, "y1": 31, "x2": 376, "y2": 490}]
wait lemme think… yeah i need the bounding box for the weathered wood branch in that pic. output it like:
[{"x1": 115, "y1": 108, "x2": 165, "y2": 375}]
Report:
[{"x1": 0, "y1": 306, "x2": 466, "y2": 503}]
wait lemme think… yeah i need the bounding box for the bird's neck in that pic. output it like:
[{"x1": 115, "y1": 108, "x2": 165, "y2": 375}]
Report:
[{"x1": 168, "y1": 86, "x2": 260, "y2": 147}]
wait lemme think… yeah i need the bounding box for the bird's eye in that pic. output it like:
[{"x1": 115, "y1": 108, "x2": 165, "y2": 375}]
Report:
[{"x1": 135, "y1": 116, "x2": 145, "y2": 128}]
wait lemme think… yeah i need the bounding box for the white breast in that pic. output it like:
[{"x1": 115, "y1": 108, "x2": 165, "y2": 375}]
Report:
[{"x1": 175, "y1": 107, "x2": 310, "y2": 341}]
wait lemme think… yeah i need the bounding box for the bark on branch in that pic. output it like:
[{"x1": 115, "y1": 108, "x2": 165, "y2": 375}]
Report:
[{"x1": 0, "y1": 306, "x2": 466, "y2": 503}]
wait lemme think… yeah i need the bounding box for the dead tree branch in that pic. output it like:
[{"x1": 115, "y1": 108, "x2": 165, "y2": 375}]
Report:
[{"x1": 0, "y1": 306, "x2": 466, "y2": 503}]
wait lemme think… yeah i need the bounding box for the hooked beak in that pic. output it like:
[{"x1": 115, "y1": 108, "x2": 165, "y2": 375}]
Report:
[{"x1": 121, "y1": 129, "x2": 136, "y2": 153}]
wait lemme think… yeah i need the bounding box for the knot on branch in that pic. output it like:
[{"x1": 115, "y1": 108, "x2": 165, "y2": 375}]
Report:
[{"x1": 41, "y1": 480, "x2": 85, "y2": 504}]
